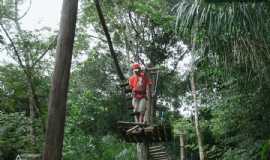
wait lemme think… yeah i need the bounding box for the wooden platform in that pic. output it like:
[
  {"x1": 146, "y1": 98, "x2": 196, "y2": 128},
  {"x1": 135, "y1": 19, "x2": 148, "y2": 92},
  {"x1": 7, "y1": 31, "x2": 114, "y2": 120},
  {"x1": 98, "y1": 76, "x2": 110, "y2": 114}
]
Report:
[{"x1": 117, "y1": 121, "x2": 172, "y2": 143}]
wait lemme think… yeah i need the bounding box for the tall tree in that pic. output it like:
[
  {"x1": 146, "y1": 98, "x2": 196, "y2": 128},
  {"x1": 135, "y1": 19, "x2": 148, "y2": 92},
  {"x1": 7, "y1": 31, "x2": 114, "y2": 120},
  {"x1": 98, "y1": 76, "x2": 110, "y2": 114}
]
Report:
[
  {"x1": 42, "y1": 0, "x2": 78, "y2": 159},
  {"x1": 0, "y1": 0, "x2": 56, "y2": 148},
  {"x1": 189, "y1": 12, "x2": 205, "y2": 159}
]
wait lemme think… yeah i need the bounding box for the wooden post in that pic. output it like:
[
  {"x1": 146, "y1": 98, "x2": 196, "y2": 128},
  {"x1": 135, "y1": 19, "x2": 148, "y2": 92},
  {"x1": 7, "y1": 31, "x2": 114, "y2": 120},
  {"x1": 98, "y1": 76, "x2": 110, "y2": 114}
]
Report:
[
  {"x1": 179, "y1": 133, "x2": 186, "y2": 160},
  {"x1": 137, "y1": 143, "x2": 148, "y2": 160},
  {"x1": 144, "y1": 75, "x2": 152, "y2": 125}
]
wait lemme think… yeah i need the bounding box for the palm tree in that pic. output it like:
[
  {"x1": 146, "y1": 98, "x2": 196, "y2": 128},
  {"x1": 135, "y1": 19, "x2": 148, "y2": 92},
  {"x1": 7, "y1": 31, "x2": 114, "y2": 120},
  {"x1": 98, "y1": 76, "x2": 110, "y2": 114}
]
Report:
[
  {"x1": 175, "y1": 0, "x2": 270, "y2": 71},
  {"x1": 175, "y1": 1, "x2": 270, "y2": 159}
]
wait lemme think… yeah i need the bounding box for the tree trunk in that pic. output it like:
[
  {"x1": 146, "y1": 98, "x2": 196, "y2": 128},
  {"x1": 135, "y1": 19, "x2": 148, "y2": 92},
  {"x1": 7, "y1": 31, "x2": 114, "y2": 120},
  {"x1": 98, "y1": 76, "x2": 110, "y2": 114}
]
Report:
[
  {"x1": 28, "y1": 88, "x2": 36, "y2": 147},
  {"x1": 42, "y1": 0, "x2": 78, "y2": 159},
  {"x1": 190, "y1": 14, "x2": 205, "y2": 159},
  {"x1": 190, "y1": 72, "x2": 205, "y2": 160},
  {"x1": 179, "y1": 133, "x2": 185, "y2": 160},
  {"x1": 26, "y1": 74, "x2": 39, "y2": 149}
]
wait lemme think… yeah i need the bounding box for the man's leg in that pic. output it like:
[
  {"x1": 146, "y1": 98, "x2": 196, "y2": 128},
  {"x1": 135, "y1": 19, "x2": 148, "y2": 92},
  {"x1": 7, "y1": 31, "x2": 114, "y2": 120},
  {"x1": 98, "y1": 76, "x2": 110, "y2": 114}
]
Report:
[
  {"x1": 132, "y1": 98, "x2": 139, "y2": 122},
  {"x1": 138, "y1": 98, "x2": 146, "y2": 123},
  {"x1": 140, "y1": 113, "x2": 144, "y2": 123}
]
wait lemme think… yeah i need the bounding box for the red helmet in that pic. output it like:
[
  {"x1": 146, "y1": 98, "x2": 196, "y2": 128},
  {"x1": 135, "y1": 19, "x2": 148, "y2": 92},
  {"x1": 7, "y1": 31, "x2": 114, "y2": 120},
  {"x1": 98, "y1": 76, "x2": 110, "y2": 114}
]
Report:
[{"x1": 131, "y1": 63, "x2": 140, "y2": 70}]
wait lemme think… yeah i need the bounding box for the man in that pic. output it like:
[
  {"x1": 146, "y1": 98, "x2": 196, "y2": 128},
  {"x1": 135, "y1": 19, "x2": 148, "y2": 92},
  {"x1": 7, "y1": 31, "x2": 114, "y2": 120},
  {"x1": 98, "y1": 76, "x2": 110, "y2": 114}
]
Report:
[{"x1": 129, "y1": 63, "x2": 151, "y2": 123}]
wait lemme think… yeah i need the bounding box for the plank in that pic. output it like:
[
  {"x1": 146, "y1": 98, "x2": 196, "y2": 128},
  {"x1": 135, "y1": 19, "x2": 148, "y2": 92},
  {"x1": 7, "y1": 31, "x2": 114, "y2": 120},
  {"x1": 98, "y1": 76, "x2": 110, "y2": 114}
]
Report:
[
  {"x1": 149, "y1": 145, "x2": 164, "y2": 149},
  {"x1": 149, "y1": 148, "x2": 164, "y2": 153},
  {"x1": 152, "y1": 158, "x2": 168, "y2": 160},
  {"x1": 117, "y1": 123, "x2": 172, "y2": 143},
  {"x1": 152, "y1": 155, "x2": 168, "y2": 159},
  {"x1": 152, "y1": 154, "x2": 168, "y2": 157},
  {"x1": 117, "y1": 121, "x2": 147, "y2": 127},
  {"x1": 149, "y1": 146, "x2": 165, "y2": 151},
  {"x1": 150, "y1": 152, "x2": 167, "y2": 156},
  {"x1": 126, "y1": 125, "x2": 140, "y2": 135},
  {"x1": 144, "y1": 126, "x2": 154, "y2": 133}
]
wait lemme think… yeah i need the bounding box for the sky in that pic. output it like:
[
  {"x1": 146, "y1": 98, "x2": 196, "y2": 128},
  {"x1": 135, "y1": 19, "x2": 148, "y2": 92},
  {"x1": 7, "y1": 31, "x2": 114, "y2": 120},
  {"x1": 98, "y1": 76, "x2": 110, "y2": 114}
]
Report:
[
  {"x1": 1, "y1": 0, "x2": 192, "y2": 74},
  {"x1": 0, "y1": 0, "x2": 62, "y2": 64},
  {"x1": 21, "y1": 0, "x2": 62, "y2": 30}
]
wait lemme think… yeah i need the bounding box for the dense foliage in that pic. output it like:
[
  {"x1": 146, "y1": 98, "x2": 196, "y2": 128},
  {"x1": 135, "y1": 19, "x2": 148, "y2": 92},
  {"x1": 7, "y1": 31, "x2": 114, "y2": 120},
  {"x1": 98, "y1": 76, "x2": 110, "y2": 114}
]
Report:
[{"x1": 1, "y1": 0, "x2": 270, "y2": 159}]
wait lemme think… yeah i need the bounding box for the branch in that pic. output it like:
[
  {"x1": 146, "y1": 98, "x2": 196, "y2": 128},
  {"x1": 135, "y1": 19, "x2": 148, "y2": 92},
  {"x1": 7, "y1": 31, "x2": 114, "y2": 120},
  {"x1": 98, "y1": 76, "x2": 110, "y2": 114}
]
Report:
[
  {"x1": 0, "y1": 23, "x2": 25, "y2": 69},
  {"x1": 128, "y1": 11, "x2": 148, "y2": 45},
  {"x1": 165, "y1": 50, "x2": 188, "y2": 77},
  {"x1": 173, "y1": 50, "x2": 188, "y2": 72},
  {"x1": 89, "y1": 34, "x2": 107, "y2": 43},
  {"x1": 0, "y1": 35, "x2": 4, "y2": 44},
  {"x1": 128, "y1": 11, "x2": 140, "y2": 36},
  {"x1": 32, "y1": 35, "x2": 57, "y2": 67},
  {"x1": 18, "y1": 0, "x2": 32, "y2": 20}
]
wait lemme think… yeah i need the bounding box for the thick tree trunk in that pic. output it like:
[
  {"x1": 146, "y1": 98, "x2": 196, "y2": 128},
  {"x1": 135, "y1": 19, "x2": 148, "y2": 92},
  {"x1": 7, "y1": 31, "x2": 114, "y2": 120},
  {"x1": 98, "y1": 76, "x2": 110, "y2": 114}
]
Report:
[
  {"x1": 190, "y1": 72, "x2": 205, "y2": 160},
  {"x1": 42, "y1": 0, "x2": 78, "y2": 159}
]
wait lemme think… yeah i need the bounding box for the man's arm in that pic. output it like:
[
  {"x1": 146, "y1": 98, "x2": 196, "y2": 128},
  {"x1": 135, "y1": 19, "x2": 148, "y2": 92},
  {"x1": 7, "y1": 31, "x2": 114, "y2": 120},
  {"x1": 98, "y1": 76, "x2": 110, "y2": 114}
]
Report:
[
  {"x1": 128, "y1": 77, "x2": 133, "y2": 89},
  {"x1": 129, "y1": 77, "x2": 136, "y2": 97}
]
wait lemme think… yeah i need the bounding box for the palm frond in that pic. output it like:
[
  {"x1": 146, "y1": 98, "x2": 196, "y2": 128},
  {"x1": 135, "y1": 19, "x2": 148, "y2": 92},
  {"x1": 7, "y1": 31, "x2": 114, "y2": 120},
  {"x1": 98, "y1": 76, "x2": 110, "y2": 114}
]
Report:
[{"x1": 175, "y1": 0, "x2": 270, "y2": 73}]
